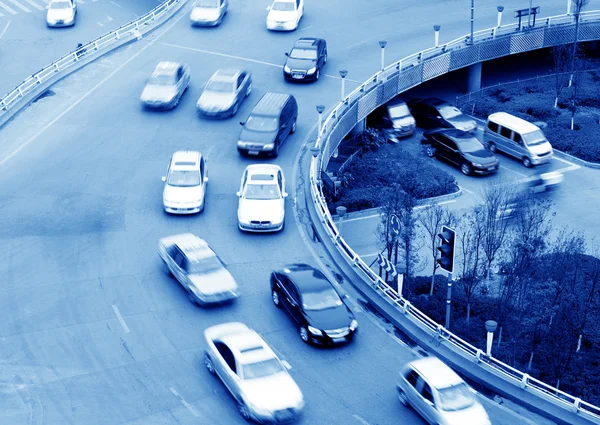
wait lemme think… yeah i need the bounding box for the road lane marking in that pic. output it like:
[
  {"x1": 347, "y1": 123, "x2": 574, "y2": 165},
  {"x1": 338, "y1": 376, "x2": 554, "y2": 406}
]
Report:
[
  {"x1": 111, "y1": 304, "x2": 130, "y2": 333},
  {"x1": 22, "y1": 0, "x2": 44, "y2": 10},
  {"x1": 460, "y1": 186, "x2": 474, "y2": 194},
  {"x1": 499, "y1": 164, "x2": 527, "y2": 177},
  {"x1": 5, "y1": 0, "x2": 29, "y2": 12},
  {"x1": 0, "y1": 2, "x2": 17, "y2": 14},
  {"x1": 169, "y1": 387, "x2": 200, "y2": 417},
  {"x1": 0, "y1": 20, "x2": 10, "y2": 39},
  {"x1": 554, "y1": 163, "x2": 580, "y2": 173},
  {"x1": 110, "y1": 0, "x2": 121, "y2": 7},
  {"x1": 353, "y1": 414, "x2": 372, "y2": 425}
]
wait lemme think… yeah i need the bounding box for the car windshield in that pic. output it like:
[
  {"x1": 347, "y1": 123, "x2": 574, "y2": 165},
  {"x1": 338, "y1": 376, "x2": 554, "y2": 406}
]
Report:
[
  {"x1": 243, "y1": 183, "x2": 280, "y2": 200},
  {"x1": 438, "y1": 105, "x2": 462, "y2": 119},
  {"x1": 206, "y1": 80, "x2": 235, "y2": 93},
  {"x1": 302, "y1": 288, "x2": 343, "y2": 311},
  {"x1": 148, "y1": 74, "x2": 177, "y2": 86},
  {"x1": 457, "y1": 137, "x2": 484, "y2": 153},
  {"x1": 290, "y1": 48, "x2": 317, "y2": 60},
  {"x1": 241, "y1": 358, "x2": 284, "y2": 379},
  {"x1": 245, "y1": 115, "x2": 278, "y2": 132},
  {"x1": 437, "y1": 383, "x2": 475, "y2": 411},
  {"x1": 187, "y1": 254, "x2": 222, "y2": 274},
  {"x1": 195, "y1": 0, "x2": 218, "y2": 7},
  {"x1": 50, "y1": 1, "x2": 71, "y2": 9},
  {"x1": 272, "y1": 2, "x2": 294, "y2": 11},
  {"x1": 389, "y1": 103, "x2": 411, "y2": 118},
  {"x1": 167, "y1": 170, "x2": 200, "y2": 187},
  {"x1": 522, "y1": 130, "x2": 547, "y2": 146}
]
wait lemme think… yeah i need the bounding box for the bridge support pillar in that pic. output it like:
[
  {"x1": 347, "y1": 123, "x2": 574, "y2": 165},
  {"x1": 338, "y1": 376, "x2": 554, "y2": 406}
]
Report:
[
  {"x1": 350, "y1": 118, "x2": 366, "y2": 137},
  {"x1": 467, "y1": 62, "x2": 483, "y2": 93}
]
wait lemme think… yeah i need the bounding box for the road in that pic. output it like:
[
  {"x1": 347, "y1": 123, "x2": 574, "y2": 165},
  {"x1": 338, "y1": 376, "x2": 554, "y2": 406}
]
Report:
[{"x1": 0, "y1": 0, "x2": 588, "y2": 424}]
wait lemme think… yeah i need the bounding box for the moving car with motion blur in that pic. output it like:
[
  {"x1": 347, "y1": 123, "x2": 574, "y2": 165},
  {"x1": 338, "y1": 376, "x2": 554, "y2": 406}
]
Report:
[
  {"x1": 237, "y1": 164, "x2": 287, "y2": 232},
  {"x1": 46, "y1": 0, "x2": 77, "y2": 27},
  {"x1": 161, "y1": 151, "x2": 208, "y2": 214},
  {"x1": 367, "y1": 98, "x2": 416, "y2": 142},
  {"x1": 190, "y1": 0, "x2": 228, "y2": 26},
  {"x1": 158, "y1": 233, "x2": 238, "y2": 305},
  {"x1": 421, "y1": 129, "x2": 499, "y2": 176},
  {"x1": 204, "y1": 322, "x2": 305, "y2": 423},
  {"x1": 140, "y1": 62, "x2": 190, "y2": 110},
  {"x1": 197, "y1": 68, "x2": 252, "y2": 118},
  {"x1": 408, "y1": 98, "x2": 477, "y2": 133},
  {"x1": 396, "y1": 356, "x2": 491, "y2": 425},
  {"x1": 283, "y1": 38, "x2": 327, "y2": 82},
  {"x1": 271, "y1": 264, "x2": 358, "y2": 345},
  {"x1": 266, "y1": 0, "x2": 304, "y2": 31}
]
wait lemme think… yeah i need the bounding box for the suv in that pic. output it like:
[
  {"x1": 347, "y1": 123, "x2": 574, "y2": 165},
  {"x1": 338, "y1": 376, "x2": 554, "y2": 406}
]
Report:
[
  {"x1": 408, "y1": 98, "x2": 477, "y2": 132},
  {"x1": 283, "y1": 38, "x2": 327, "y2": 82},
  {"x1": 367, "y1": 98, "x2": 416, "y2": 142},
  {"x1": 237, "y1": 92, "x2": 298, "y2": 157}
]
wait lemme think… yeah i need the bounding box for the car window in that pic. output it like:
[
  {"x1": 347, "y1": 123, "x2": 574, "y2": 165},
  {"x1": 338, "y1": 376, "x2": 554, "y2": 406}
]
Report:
[
  {"x1": 289, "y1": 48, "x2": 317, "y2": 60},
  {"x1": 281, "y1": 278, "x2": 298, "y2": 302},
  {"x1": 200, "y1": 158, "x2": 205, "y2": 180},
  {"x1": 421, "y1": 382, "x2": 435, "y2": 404},
  {"x1": 186, "y1": 253, "x2": 223, "y2": 274},
  {"x1": 50, "y1": 0, "x2": 72, "y2": 9},
  {"x1": 215, "y1": 342, "x2": 236, "y2": 373},
  {"x1": 173, "y1": 250, "x2": 185, "y2": 268},
  {"x1": 237, "y1": 73, "x2": 246, "y2": 89},
  {"x1": 277, "y1": 171, "x2": 283, "y2": 191},
  {"x1": 167, "y1": 170, "x2": 200, "y2": 187},
  {"x1": 512, "y1": 132, "x2": 522, "y2": 143},
  {"x1": 245, "y1": 115, "x2": 278, "y2": 132},
  {"x1": 437, "y1": 383, "x2": 475, "y2": 411},
  {"x1": 206, "y1": 79, "x2": 235, "y2": 93},
  {"x1": 302, "y1": 287, "x2": 343, "y2": 311},
  {"x1": 499, "y1": 126, "x2": 512, "y2": 139},
  {"x1": 241, "y1": 358, "x2": 284, "y2": 379},
  {"x1": 438, "y1": 105, "x2": 462, "y2": 119},
  {"x1": 522, "y1": 129, "x2": 547, "y2": 146},
  {"x1": 288, "y1": 282, "x2": 300, "y2": 303},
  {"x1": 456, "y1": 137, "x2": 483, "y2": 153},
  {"x1": 405, "y1": 369, "x2": 419, "y2": 387},
  {"x1": 272, "y1": 1, "x2": 294, "y2": 11},
  {"x1": 487, "y1": 121, "x2": 499, "y2": 133},
  {"x1": 176, "y1": 67, "x2": 183, "y2": 81},
  {"x1": 388, "y1": 103, "x2": 411, "y2": 119},
  {"x1": 149, "y1": 73, "x2": 177, "y2": 86},
  {"x1": 195, "y1": 0, "x2": 219, "y2": 6},
  {"x1": 243, "y1": 183, "x2": 281, "y2": 200}
]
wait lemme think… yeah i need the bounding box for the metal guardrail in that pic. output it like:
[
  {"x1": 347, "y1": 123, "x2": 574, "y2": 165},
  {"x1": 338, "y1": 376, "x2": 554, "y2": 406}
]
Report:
[
  {"x1": 0, "y1": 0, "x2": 182, "y2": 118},
  {"x1": 309, "y1": 9, "x2": 600, "y2": 423}
]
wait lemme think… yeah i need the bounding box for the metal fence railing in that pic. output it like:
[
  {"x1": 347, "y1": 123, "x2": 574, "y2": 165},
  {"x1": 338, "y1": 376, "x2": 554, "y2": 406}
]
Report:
[{"x1": 309, "y1": 9, "x2": 600, "y2": 424}]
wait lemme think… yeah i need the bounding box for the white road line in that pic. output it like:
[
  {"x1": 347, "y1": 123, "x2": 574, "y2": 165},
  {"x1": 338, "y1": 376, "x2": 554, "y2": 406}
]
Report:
[
  {"x1": 0, "y1": 2, "x2": 17, "y2": 14},
  {"x1": 22, "y1": 0, "x2": 44, "y2": 10},
  {"x1": 169, "y1": 388, "x2": 200, "y2": 417},
  {"x1": 460, "y1": 186, "x2": 474, "y2": 195},
  {"x1": 353, "y1": 414, "x2": 372, "y2": 425},
  {"x1": 111, "y1": 304, "x2": 130, "y2": 333},
  {"x1": 343, "y1": 213, "x2": 383, "y2": 223},
  {"x1": 106, "y1": 15, "x2": 112, "y2": 21},
  {"x1": 554, "y1": 155, "x2": 577, "y2": 166},
  {"x1": 5, "y1": 0, "x2": 30, "y2": 12},
  {"x1": 0, "y1": 20, "x2": 10, "y2": 39},
  {"x1": 554, "y1": 163, "x2": 580, "y2": 173},
  {"x1": 97, "y1": 21, "x2": 104, "y2": 26},
  {"x1": 110, "y1": 0, "x2": 121, "y2": 7},
  {"x1": 0, "y1": 0, "x2": 187, "y2": 168}
]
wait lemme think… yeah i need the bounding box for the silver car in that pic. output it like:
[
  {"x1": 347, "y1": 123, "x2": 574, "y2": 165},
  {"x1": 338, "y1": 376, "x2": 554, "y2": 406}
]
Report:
[
  {"x1": 204, "y1": 322, "x2": 305, "y2": 423},
  {"x1": 46, "y1": 0, "x2": 77, "y2": 27},
  {"x1": 197, "y1": 68, "x2": 252, "y2": 118},
  {"x1": 162, "y1": 151, "x2": 208, "y2": 214},
  {"x1": 158, "y1": 233, "x2": 238, "y2": 305},
  {"x1": 396, "y1": 357, "x2": 491, "y2": 425},
  {"x1": 190, "y1": 0, "x2": 228, "y2": 26},
  {"x1": 140, "y1": 62, "x2": 190, "y2": 110}
]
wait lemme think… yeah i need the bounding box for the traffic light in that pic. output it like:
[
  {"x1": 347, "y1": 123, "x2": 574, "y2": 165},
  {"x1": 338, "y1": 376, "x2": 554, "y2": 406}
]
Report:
[{"x1": 437, "y1": 226, "x2": 456, "y2": 274}]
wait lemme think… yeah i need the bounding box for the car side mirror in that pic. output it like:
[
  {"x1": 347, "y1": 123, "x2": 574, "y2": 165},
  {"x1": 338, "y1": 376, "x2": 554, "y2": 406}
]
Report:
[
  {"x1": 239, "y1": 121, "x2": 245, "y2": 126},
  {"x1": 266, "y1": 5, "x2": 271, "y2": 10},
  {"x1": 161, "y1": 176, "x2": 166, "y2": 182},
  {"x1": 236, "y1": 191, "x2": 241, "y2": 197},
  {"x1": 282, "y1": 360, "x2": 292, "y2": 370},
  {"x1": 285, "y1": 52, "x2": 289, "y2": 57},
  {"x1": 204, "y1": 177, "x2": 209, "y2": 183},
  {"x1": 283, "y1": 192, "x2": 288, "y2": 198}
]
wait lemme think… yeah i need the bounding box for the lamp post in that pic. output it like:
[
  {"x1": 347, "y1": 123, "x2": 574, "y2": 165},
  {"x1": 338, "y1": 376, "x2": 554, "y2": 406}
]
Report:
[
  {"x1": 567, "y1": 0, "x2": 572, "y2": 14},
  {"x1": 497, "y1": 5, "x2": 504, "y2": 27},
  {"x1": 316, "y1": 104, "x2": 325, "y2": 134},
  {"x1": 528, "y1": 0, "x2": 533, "y2": 27},
  {"x1": 485, "y1": 320, "x2": 498, "y2": 357},
  {"x1": 433, "y1": 25, "x2": 441, "y2": 47},
  {"x1": 339, "y1": 69, "x2": 348, "y2": 100},
  {"x1": 336, "y1": 206, "x2": 347, "y2": 235},
  {"x1": 379, "y1": 40, "x2": 387, "y2": 71},
  {"x1": 469, "y1": 0, "x2": 475, "y2": 45}
]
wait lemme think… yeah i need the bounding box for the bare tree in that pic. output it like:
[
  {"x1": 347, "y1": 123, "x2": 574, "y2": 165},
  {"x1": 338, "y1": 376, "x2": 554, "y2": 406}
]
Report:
[
  {"x1": 569, "y1": 71, "x2": 580, "y2": 130},
  {"x1": 376, "y1": 184, "x2": 403, "y2": 280},
  {"x1": 570, "y1": 0, "x2": 590, "y2": 75},
  {"x1": 551, "y1": 45, "x2": 571, "y2": 108},
  {"x1": 418, "y1": 204, "x2": 456, "y2": 295},
  {"x1": 457, "y1": 209, "x2": 486, "y2": 323},
  {"x1": 397, "y1": 193, "x2": 422, "y2": 281}
]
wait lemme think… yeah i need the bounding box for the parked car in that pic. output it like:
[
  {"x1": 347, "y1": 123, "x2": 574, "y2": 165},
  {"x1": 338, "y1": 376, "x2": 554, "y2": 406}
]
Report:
[
  {"x1": 408, "y1": 98, "x2": 477, "y2": 132},
  {"x1": 237, "y1": 92, "x2": 297, "y2": 157},
  {"x1": 140, "y1": 62, "x2": 190, "y2": 110},
  {"x1": 237, "y1": 164, "x2": 287, "y2": 232},
  {"x1": 283, "y1": 38, "x2": 327, "y2": 82},
  {"x1": 204, "y1": 322, "x2": 305, "y2": 423},
  {"x1": 271, "y1": 264, "x2": 358, "y2": 344},
  {"x1": 161, "y1": 151, "x2": 208, "y2": 214},
  {"x1": 158, "y1": 233, "x2": 238, "y2": 305},
  {"x1": 196, "y1": 68, "x2": 252, "y2": 118},
  {"x1": 421, "y1": 129, "x2": 499, "y2": 176},
  {"x1": 190, "y1": 0, "x2": 228, "y2": 26},
  {"x1": 396, "y1": 357, "x2": 491, "y2": 425},
  {"x1": 266, "y1": 0, "x2": 303, "y2": 31},
  {"x1": 46, "y1": 0, "x2": 77, "y2": 27},
  {"x1": 367, "y1": 98, "x2": 416, "y2": 142}
]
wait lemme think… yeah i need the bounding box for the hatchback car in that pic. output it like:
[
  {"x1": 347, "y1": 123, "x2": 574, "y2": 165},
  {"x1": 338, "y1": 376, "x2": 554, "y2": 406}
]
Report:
[
  {"x1": 140, "y1": 62, "x2": 190, "y2": 110},
  {"x1": 283, "y1": 38, "x2": 327, "y2": 82},
  {"x1": 396, "y1": 357, "x2": 491, "y2": 425},
  {"x1": 421, "y1": 129, "x2": 499, "y2": 176},
  {"x1": 162, "y1": 151, "x2": 208, "y2": 214},
  {"x1": 271, "y1": 264, "x2": 358, "y2": 345},
  {"x1": 197, "y1": 68, "x2": 252, "y2": 118},
  {"x1": 190, "y1": 0, "x2": 228, "y2": 26},
  {"x1": 266, "y1": 0, "x2": 303, "y2": 31},
  {"x1": 237, "y1": 164, "x2": 287, "y2": 232},
  {"x1": 46, "y1": 0, "x2": 77, "y2": 27},
  {"x1": 204, "y1": 322, "x2": 305, "y2": 423},
  {"x1": 408, "y1": 98, "x2": 477, "y2": 132},
  {"x1": 158, "y1": 233, "x2": 239, "y2": 305}
]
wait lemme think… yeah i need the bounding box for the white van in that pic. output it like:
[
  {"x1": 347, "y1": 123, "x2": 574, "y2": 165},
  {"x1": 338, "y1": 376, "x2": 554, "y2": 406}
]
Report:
[{"x1": 484, "y1": 112, "x2": 553, "y2": 167}]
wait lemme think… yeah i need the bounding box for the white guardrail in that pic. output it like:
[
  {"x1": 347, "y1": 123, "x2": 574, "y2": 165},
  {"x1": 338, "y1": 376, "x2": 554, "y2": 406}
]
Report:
[
  {"x1": 309, "y1": 10, "x2": 600, "y2": 423},
  {"x1": 0, "y1": 0, "x2": 182, "y2": 118}
]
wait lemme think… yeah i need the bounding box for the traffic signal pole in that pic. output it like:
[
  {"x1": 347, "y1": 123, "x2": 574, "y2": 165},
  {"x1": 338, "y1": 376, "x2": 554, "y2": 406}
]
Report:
[
  {"x1": 436, "y1": 226, "x2": 456, "y2": 330},
  {"x1": 445, "y1": 271, "x2": 453, "y2": 329}
]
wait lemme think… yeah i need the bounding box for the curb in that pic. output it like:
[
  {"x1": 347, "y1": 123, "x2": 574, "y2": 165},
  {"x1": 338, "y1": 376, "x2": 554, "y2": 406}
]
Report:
[{"x1": 553, "y1": 149, "x2": 600, "y2": 169}]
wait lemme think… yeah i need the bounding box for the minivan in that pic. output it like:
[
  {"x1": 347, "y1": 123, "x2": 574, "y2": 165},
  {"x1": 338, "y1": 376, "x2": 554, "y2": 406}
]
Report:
[
  {"x1": 368, "y1": 98, "x2": 416, "y2": 142},
  {"x1": 484, "y1": 112, "x2": 553, "y2": 167},
  {"x1": 237, "y1": 92, "x2": 298, "y2": 157}
]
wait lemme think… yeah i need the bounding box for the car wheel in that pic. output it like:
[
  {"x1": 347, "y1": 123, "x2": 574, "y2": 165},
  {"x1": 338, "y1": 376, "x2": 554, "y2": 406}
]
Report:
[
  {"x1": 488, "y1": 142, "x2": 497, "y2": 152},
  {"x1": 272, "y1": 289, "x2": 281, "y2": 307},
  {"x1": 426, "y1": 145, "x2": 436, "y2": 157},
  {"x1": 231, "y1": 102, "x2": 239, "y2": 117},
  {"x1": 246, "y1": 84, "x2": 252, "y2": 97},
  {"x1": 291, "y1": 119, "x2": 297, "y2": 133},
  {"x1": 273, "y1": 142, "x2": 280, "y2": 157},
  {"x1": 163, "y1": 262, "x2": 173, "y2": 276},
  {"x1": 522, "y1": 157, "x2": 532, "y2": 168},
  {"x1": 461, "y1": 163, "x2": 472, "y2": 176},
  {"x1": 299, "y1": 326, "x2": 309, "y2": 343},
  {"x1": 204, "y1": 353, "x2": 215, "y2": 374},
  {"x1": 238, "y1": 403, "x2": 251, "y2": 421},
  {"x1": 397, "y1": 388, "x2": 409, "y2": 406}
]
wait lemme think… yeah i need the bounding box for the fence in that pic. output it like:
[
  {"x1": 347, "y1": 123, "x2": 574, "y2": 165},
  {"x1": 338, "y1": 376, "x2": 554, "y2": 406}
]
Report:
[{"x1": 308, "y1": 8, "x2": 600, "y2": 424}]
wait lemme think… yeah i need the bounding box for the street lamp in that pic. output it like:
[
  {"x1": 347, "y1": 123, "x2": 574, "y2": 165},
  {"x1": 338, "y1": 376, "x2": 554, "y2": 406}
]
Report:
[
  {"x1": 528, "y1": 0, "x2": 533, "y2": 27},
  {"x1": 339, "y1": 69, "x2": 348, "y2": 100},
  {"x1": 485, "y1": 320, "x2": 498, "y2": 357},
  {"x1": 379, "y1": 40, "x2": 387, "y2": 71},
  {"x1": 469, "y1": 0, "x2": 475, "y2": 45},
  {"x1": 497, "y1": 5, "x2": 504, "y2": 27},
  {"x1": 433, "y1": 25, "x2": 441, "y2": 47},
  {"x1": 336, "y1": 206, "x2": 347, "y2": 235},
  {"x1": 316, "y1": 104, "x2": 325, "y2": 134}
]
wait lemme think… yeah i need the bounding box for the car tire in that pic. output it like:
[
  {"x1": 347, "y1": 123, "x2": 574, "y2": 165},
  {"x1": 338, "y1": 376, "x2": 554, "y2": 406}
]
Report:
[
  {"x1": 291, "y1": 119, "x2": 297, "y2": 133},
  {"x1": 273, "y1": 142, "x2": 280, "y2": 157},
  {"x1": 426, "y1": 145, "x2": 436, "y2": 157},
  {"x1": 461, "y1": 163, "x2": 472, "y2": 176},
  {"x1": 488, "y1": 142, "x2": 497, "y2": 152},
  {"x1": 299, "y1": 326, "x2": 309, "y2": 343},
  {"x1": 522, "y1": 157, "x2": 532, "y2": 168},
  {"x1": 231, "y1": 102, "x2": 239, "y2": 117},
  {"x1": 238, "y1": 403, "x2": 251, "y2": 421},
  {"x1": 397, "y1": 388, "x2": 409, "y2": 406},
  {"x1": 204, "y1": 353, "x2": 215, "y2": 374},
  {"x1": 163, "y1": 261, "x2": 173, "y2": 276},
  {"x1": 272, "y1": 289, "x2": 281, "y2": 307}
]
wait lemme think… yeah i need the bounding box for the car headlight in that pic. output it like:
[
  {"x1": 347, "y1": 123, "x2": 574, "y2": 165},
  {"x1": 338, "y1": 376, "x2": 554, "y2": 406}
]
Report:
[
  {"x1": 350, "y1": 319, "x2": 358, "y2": 331},
  {"x1": 245, "y1": 398, "x2": 272, "y2": 417},
  {"x1": 284, "y1": 65, "x2": 291, "y2": 73},
  {"x1": 308, "y1": 326, "x2": 322, "y2": 336},
  {"x1": 263, "y1": 143, "x2": 275, "y2": 150},
  {"x1": 237, "y1": 141, "x2": 248, "y2": 148},
  {"x1": 471, "y1": 162, "x2": 483, "y2": 167},
  {"x1": 307, "y1": 67, "x2": 317, "y2": 74}
]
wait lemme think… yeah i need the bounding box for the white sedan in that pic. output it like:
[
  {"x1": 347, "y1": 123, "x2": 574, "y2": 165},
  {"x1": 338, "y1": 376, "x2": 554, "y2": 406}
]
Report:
[
  {"x1": 162, "y1": 151, "x2": 208, "y2": 214},
  {"x1": 204, "y1": 322, "x2": 305, "y2": 423},
  {"x1": 46, "y1": 0, "x2": 77, "y2": 27},
  {"x1": 237, "y1": 164, "x2": 287, "y2": 232},
  {"x1": 266, "y1": 0, "x2": 303, "y2": 31}
]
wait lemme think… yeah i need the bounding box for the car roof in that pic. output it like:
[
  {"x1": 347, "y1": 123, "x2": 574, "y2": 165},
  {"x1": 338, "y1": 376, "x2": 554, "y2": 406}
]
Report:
[
  {"x1": 221, "y1": 328, "x2": 277, "y2": 364},
  {"x1": 251, "y1": 92, "x2": 293, "y2": 117},
  {"x1": 281, "y1": 264, "x2": 332, "y2": 293},
  {"x1": 210, "y1": 68, "x2": 243, "y2": 82},
  {"x1": 294, "y1": 38, "x2": 322, "y2": 49},
  {"x1": 488, "y1": 112, "x2": 540, "y2": 133},
  {"x1": 408, "y1": 357, "x2": 464, "y2": 389},
  {"x1": 431, "y1": 128, "x2": 476, "y2": 140},
  {"x1": 153, "y1": 62, "x2": 180, "y2": 75},
  {"x1": 170, "y1": 151, "x2": 201, "y2": 171},
  {"x1": 245, "y1": 164, "x2": 282, "y2": 183}
]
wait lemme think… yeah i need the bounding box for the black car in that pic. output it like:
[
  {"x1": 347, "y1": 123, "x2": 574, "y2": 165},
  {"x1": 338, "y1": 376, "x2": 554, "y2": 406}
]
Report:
[
  {"x1": 421, "y1": 129, "x2": 499, "y2": 175},
  {"x1": 408, "y1": 97, "x2": 477, "y2": 132},
  {"x1": 283, "y1": 37, "x2": 327, "y2": 82},
  {"x1": 270, "y1": 264, "x2": 358, "y2": 345}
]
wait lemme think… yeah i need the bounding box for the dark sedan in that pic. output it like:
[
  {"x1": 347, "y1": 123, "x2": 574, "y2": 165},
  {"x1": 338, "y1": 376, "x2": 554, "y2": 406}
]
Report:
[
  {"x1": 408, "y1": 97, "x2": 477, "y2": 132},
  {"x1": 270, "y1": 264, "x2": 358, "y2": 345},
  {"x1": 283, "y1": 38, "x2": 327, "y2": 82},
  {"x1": 421, "y1": 129, "x2": 499, "y2": 175}
]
